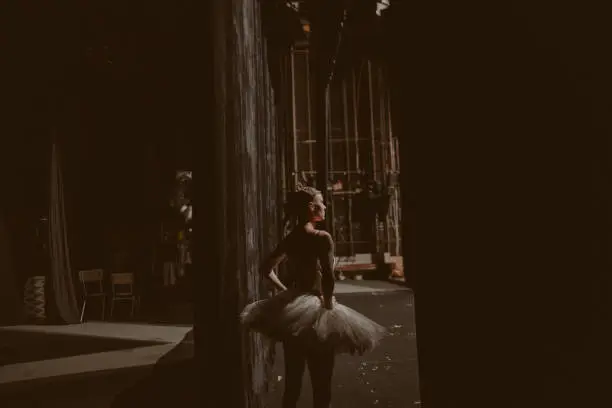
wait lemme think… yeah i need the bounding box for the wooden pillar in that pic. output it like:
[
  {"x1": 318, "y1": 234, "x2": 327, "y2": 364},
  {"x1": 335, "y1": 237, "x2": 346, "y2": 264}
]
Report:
[
  {"x1": 385, "y1": 1, "x2": 612, "y2": 407},
  {"x1": 193, "y1": 0, "x2": 279, "y2": 406}
]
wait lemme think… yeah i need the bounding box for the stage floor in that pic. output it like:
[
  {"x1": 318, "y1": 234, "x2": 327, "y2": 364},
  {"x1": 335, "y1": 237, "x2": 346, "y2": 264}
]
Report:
[
  {"x1": 0, "y1": 280, "x2": 407, "y2": 389},
  {"x1": 0, "y1": 323, "x2": 192, "y2": 388}
]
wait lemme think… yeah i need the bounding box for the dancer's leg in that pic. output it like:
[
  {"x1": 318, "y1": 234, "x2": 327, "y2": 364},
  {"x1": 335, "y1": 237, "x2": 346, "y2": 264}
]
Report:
[
  {"x1": 283, "y1": 338, "x2": 307, "y2": 408},
  {"x1": 308, "y1": 345, "x2": 335, "y2": 408}
]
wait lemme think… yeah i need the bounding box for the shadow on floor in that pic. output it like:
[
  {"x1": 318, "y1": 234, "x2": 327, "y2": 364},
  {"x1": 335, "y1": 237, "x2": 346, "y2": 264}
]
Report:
[
  {"x1": 0, "y1": 330, "x2": 160, "y2": 367},
  {"x1": 112, "y1": 291, "x2": 418, "y2": 408},
  {"x1": 110, "y1": 330, "x2": 196, "y2": 408}
]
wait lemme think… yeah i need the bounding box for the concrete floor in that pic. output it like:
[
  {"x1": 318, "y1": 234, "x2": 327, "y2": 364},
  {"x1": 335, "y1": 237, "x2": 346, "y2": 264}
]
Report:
[
  {"x1": 0, "y1": 323, "x2": 192, "y2": 388},
  {"x1": 265, "y1": 290, "x2": 419, "y2": 408},
  {"x1": 0, "y1": 330, "x2": 159, "y2": 366}
]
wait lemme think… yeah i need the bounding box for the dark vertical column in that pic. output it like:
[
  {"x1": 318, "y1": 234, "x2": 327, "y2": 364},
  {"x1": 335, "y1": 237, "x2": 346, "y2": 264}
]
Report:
[
  {"x1": 384, "y1": 2, "x2": 414, "y2": 289},
  {"x1": 386, "y1": 1, "x2": 612, "y2": 407},
  {"x1": 309, "y1": 0, "x2": 331, "y2": 228},
  {"x1": 310, "y1": 0, "x2": 347, "y2": 230},
  {"x1": 192, "y1": 0, "x2": 279, "y2": 406},
  {"x1": 0, "y1": 208, "x2": 21, "y2": 325},
  {"x1": 272, "y1": 49, "x2": 292, "y2": 235},
  {"x1": 191, "y1": 0, "x2": 221, "y2": 403},
  {"x1": 0, "y1": 2, "x2": 24, "y2": 326}
]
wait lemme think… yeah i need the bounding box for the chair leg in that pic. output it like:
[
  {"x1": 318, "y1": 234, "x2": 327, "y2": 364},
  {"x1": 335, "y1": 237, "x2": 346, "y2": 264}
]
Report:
[
  {"x1": 101, "y1": 297, "x2": 106, "y2": 321},
  {"x1": 130, "y1": 297, "x2": 136, "y2": 318},
  {"x1": 80, "y1": 299, "x2": 87, "y2": 323},
  {"x1": 110, "y1": 299, "x2": 115, "y2": 318}
]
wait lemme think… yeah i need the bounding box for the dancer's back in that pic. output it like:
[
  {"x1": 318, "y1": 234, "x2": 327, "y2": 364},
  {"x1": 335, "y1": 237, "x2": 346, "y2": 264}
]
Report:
[
  {"x1": 241, "y1": 185, "x2": 386, "y2": 363},
  {"x1": 283, "y1": 227, "x2": 331, "y2": 293}
]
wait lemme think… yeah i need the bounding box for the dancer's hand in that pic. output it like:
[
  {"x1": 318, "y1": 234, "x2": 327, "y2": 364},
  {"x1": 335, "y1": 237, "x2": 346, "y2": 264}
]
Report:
[{"x1": 322, "y1": 296, "x2": 335, "y2": 310}]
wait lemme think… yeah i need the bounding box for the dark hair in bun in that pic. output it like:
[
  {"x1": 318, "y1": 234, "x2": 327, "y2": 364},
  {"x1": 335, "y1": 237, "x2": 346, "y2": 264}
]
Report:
[{"x1": 283, "y1": 184, "x2": 321, "y2": 232}]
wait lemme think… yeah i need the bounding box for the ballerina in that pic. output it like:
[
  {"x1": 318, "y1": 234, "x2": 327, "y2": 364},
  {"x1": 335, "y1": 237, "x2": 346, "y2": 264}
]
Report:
[{"x1": 241, "y1": 185, "x2": 386, "y2": 408}]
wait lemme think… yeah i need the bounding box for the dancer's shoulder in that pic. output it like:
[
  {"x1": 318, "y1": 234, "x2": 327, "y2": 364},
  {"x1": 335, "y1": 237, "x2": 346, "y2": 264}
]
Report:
[
  {"x1": 314, "y1": 230, "x2": 334, "y2": 247},
  {"x1": 313, "y1": 229, "x2": 331, "y2": 238}
]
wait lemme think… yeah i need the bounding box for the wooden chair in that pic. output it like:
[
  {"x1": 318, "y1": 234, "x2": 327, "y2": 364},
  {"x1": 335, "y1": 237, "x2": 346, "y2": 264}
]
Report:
[
  {"x1": 79, "y1": 269, "x2": 106, "y2": 323},
  {"x1": 110, "y1": 273, "x2": 139, "y2": 318},
  {"x1": 333, "y1": 256, "x2": 346, "y2": 280}
]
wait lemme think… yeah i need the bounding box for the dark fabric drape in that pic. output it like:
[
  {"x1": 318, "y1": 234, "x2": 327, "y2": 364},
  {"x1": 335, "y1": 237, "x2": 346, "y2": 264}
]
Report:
[
  {"x1": 0, "y1": 207, "x2": 22, "y2": 325},
  {"x1": 48, "y1": 139, "x2": 80, "y2": 324},
  {"x1": 384, "y1": 1, "x2": 612, "y2": 406}
]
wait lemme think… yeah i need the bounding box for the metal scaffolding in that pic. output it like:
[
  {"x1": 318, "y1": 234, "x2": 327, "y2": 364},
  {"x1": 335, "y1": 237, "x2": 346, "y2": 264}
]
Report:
[{"x1": 285, "y1": 42, "x2": 401, "y2": 259}]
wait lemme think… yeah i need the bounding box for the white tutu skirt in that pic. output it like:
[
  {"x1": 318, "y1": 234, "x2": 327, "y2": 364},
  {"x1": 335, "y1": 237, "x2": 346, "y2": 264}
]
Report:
[{"x1": 240, "y1": 290, "x2": 387, "y2": 355}]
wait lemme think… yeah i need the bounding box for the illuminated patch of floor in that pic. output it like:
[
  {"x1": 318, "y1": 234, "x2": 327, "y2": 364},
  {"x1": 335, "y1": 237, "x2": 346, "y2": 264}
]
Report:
[{"x1": 0, "y1": 323, "x2": 192, "y2": 388}]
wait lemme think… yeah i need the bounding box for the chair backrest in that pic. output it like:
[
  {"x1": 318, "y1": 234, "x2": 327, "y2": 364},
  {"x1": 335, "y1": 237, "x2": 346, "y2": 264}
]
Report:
[
  {"x1": 79, "y1": 269, "x2": 104, "y2": 295},
  {"x1": 111, "y1": 273, "x2": 134, "y2": 296}
]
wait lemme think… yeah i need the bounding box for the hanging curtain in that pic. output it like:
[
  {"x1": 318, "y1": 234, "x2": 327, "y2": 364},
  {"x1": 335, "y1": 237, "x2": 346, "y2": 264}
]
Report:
[
  {"x1": 0, "y1": 208, "x2": 22, "y2": 325},
  {"x1": 48, "y1": 139, "x2": 80, "y2": 324}
]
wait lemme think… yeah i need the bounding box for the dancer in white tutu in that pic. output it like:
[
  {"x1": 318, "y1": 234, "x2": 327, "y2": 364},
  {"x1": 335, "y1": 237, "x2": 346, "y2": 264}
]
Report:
[{"x1": 241, "y1": 185, "x2": 386, "y2": 408}]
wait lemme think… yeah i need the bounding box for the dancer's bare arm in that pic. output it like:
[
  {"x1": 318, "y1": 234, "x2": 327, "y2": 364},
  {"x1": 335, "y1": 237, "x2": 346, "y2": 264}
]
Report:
[
  {"x1": 318, "y1": 231, "x2": 336, "y2": 309},
  {"x1": 260, "y1": 240, "x2": 289, "y2": 291}
]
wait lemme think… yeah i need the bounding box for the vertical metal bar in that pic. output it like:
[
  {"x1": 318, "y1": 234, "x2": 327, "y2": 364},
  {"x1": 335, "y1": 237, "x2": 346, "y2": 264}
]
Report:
[
  {"x1": 387, "y1": 71, "x2": 400, "y2": 174},
  {"x1": 395, "y1": 138, "x2": 401, "y2": 173},
  {"x1": 385, "y1": 67, "x2": 401, "y2": 256},
  {"x1": 379, "y1": 64, "x2": 391, "y2": 256},
  {"x1": 351, "y1": 68, "x2": 360, "y2": 172},
  {"x1": 309, "y1": 8, "x2": 330, "y2": 231},
  {"x1": 378, "y1": 63, "x2": 386, "y2": 180},
  {"x1": 382, "y1": 65, "x2": 391, "y2": 175},
  {"x1": 305, "y1": 51, "x2": 315, "y2": 177},
  {"x1": 387, "y1": 81, "x2": 396, "y2": 172},
  {"x1": 367, "y1": 60, "x2": 379, "y2": 255},
  {"x1": 279, "y1": 53, "x2": 287, "y2": 202},
  {"x1": 395, "y1": 189, "x2": 401, "y2": 255},
  {"x1": 290, "y1": 48, "x2": 298, "y2": 187},
  {"x1": 367, "y1": 60, "x2": 377, "y2": 181},
  {"x1": 326, "y1": 86, "x2": 334, "y2": 234},
  {"x1": 342, "y1": 78, "x2": 354, "y2": 256},
  {"x1": 314, "y1": 74, "x2": 330, "y2": 228},
  {"x1": 328, "y1": 85, "x2": 336, "y2": 243}
]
